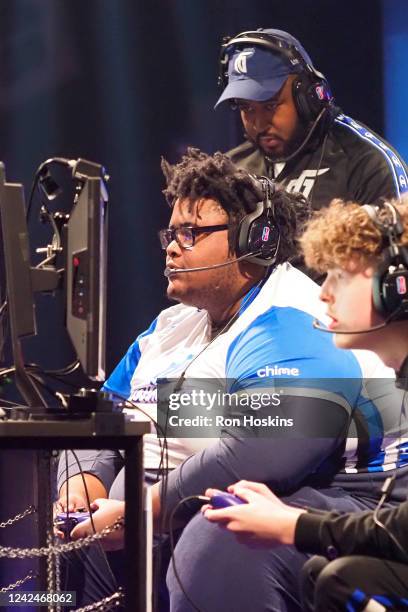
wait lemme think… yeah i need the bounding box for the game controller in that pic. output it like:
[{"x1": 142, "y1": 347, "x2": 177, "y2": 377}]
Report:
[
  {"x1": 209, "y1": 490, "x2": 247, "y2": 509},
  {"x1": 54, "y1": 511, "x2": 91, "y2": 536}
]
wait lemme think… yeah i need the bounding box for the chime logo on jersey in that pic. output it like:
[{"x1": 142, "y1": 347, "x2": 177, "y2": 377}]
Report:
[{"x1": 257, "y1": 365, "x2": 300, "y2": 377}]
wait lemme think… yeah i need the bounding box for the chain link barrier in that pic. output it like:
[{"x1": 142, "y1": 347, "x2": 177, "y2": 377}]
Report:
[
  {"x1": 0, "y1": 518, "x2": 124, "y2": 559},
  {"x1": 0, "y1": 486, "x2": 126, "y2": 610},
  {"x1": 1, "y1": 519, "x2": 125, "y2": 611},
  {"x1": 0, "y1": 505, "x2": 36, "y2": 529},
  {"x1": 72, "y1": 589, "x2": 123, "y2": 612},
  {"x1": 0, "y1": 570, "x2": 37, "y2": 593}
]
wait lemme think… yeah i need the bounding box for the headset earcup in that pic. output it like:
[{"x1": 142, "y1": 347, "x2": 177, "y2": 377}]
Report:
[
  {"x1": 372, "y1": 260, "x2": 408, "y2": 320},
  {"x1": 236, "y1": 203, "x2": 280, "y2": 267},
  {"x1": 236, "y1": 203, "x2": 263, "y2": 258},
  {"x1": 292, "y1": 73, "x2": 332, "y2": 124},
  {"x1": 372, "y1": 267, "x2": 387, "y2": 317},
  {"x1": 292, "y1": 74, "x2": 311, "y2": 123}
]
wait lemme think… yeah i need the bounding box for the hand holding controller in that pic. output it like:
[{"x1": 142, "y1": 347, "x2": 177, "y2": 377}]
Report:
[
  {"x1": 54, "y1": 511, "x2": 91, "y2": 537},
  {"x1": 209, "y1": 490, "x2": 247, "y2": 509}
]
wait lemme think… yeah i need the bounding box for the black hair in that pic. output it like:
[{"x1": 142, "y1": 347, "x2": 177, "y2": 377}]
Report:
[{"x1": 161, "y1": 147, "x2": 310, "y2": 264}]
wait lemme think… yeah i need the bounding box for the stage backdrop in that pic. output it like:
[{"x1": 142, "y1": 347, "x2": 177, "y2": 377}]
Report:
[
  {"x1": 0, "y1": 0, "x2": 406, "y2": 590},
  {"x1": 0, "y1": 0, "x2": 392, "y2": 373}
]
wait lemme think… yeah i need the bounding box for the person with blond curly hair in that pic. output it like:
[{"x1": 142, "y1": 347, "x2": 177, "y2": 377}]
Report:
[{"x1": 204, "y1": 197, "x2": 408, "y2": 611}]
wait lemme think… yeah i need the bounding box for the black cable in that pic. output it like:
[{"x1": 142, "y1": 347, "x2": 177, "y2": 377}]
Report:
[
  {"x1": 26, "y1": 370, "x2": 64, "y2": 405},
  {"x1": 0, "y1": 363, "x2": 81, "y2": 398},
  {"x1": 62, "y1": 450, "x2": 70, "y2": 594},
  {"x1": 263, "y1": 107, "x2": 329, "y2": 166},
  {"x1": 26, "y1": 157, "x2": 74, "y2": 222},
  {"x1": 372, "y1": 388, "x2": 408, "y2": 561},
  {"x1": 153, "y1": 277, "x2": 266, "y2": 610},
  {"x1": 53, "y1": 276, "x2": 268, "y2": 609},
  {"x1": 354, "y1": 387, "x2": 408, "y2": 600},
  {"x1": 0, "y1": 298, "x2": 7, "y2": 317},
  {"x1": 168, "y1": 495, "x2": 210, "y2": 612},
  {"x1": 106, "y1": 390, "x2": 169, "y2": 612},
  {"x1": 166, "y1": 277, "x2": 265, "y2": 398},
  {"x1": 0, "y1": 398, "x2": 30, "y2": 407},
  {"x1": 0, "y1": 366, "x2": 16, "y2": 379},
  {"x1": 69, "y1": 449, "x2": 119, "y2": 588},
  {"x1": 56, "y1": 449, "x2": 119, "y2": 601},
  {"x1": 309, "y1": 132, "x2": 329, "y2": 211},
  {"x1": 44, "y1": 361, "x2": 81, "y2": 376},
  {"x1": 0, "y1": 299, "x2": 7, "y2": 359},
  {"x1": 0, "y1": 319, "x2": 9, "y2": 364}
]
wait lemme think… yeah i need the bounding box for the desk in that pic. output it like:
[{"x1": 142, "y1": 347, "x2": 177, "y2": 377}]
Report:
[{"x1": 0, "y1": 414, "x2": 150, "y2": 611}]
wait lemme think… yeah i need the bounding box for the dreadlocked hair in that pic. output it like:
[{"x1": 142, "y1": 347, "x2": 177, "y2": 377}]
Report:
[{"x1": 161, "y1": 147, "x2": 310, "y2": 265}]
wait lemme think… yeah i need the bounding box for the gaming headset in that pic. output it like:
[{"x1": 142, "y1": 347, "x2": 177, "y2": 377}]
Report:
[
  {"x1": 236, "y1": 175, "x2": 281, "y2": 267},
  {"x1": 218, "y1": 29, "x2": 334, "y2": 124},
  {"x1": 364, "y1": 202, "x2": 408, "y2": 321}
]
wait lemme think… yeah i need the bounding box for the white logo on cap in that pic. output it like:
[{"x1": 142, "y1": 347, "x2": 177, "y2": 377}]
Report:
[{"x1": 234, "y1": 51, "x2": 253, "y2": 74}]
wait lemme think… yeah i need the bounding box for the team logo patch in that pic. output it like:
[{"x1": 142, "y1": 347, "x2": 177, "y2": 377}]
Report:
[
  {"x1": 315, "y1": 85, "x2": 325, "y2": 100},
  {"x1": 233, "y1": 50, "x2": 253, "y2": 74},
  {"x1": 286, "y1": 168, "x2": 329, "y2": 198},
  {"x1": 396, "y1": 275, "x2": 407, "y2": 295}
]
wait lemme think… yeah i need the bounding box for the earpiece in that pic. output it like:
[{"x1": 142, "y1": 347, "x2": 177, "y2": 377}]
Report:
[
  {"x1": 364, "y1": 202, "x2": 408, "y2": 320},
  {"x1": 236, "y1": 176, "x2": 280, "y2": 267}
]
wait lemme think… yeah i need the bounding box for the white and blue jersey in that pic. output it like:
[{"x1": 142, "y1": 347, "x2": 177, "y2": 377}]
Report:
[
  {"x1": 101, "y1": 265, "x2": 403, "y2": 492},
  {"x1": 58, "y1": 264, "x2": 406, "y2": 505}
]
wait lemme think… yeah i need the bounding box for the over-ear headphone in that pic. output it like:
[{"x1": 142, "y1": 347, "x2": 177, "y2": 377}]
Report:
[
  {"x1": 219, "y1": 30, "x2": 334, "y2": 124},
  {"x1": 236, "y1": 175, "x2": 281, "y2": 267},
  {"x1": 364, "y1": 202, "x2": 408, "y2": 320}
]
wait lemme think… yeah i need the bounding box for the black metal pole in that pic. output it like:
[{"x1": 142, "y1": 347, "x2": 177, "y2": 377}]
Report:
[{"x1": 124, "y1": 437, "x2": 145, "y2": 610}]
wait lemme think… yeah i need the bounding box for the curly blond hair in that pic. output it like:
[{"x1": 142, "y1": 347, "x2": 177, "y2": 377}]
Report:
[{"x1": 300, "y1": 197, "x2": 408, "y2": 273}]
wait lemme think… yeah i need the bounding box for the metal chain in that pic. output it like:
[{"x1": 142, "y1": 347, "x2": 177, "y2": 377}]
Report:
[
  {"x1": 0, "y1": 505, "x2": 36, "y2": 528},
  {"x1": 0, "y1": 518, "x2": 124, "y2": 559},
  {"x1": 72, "y1": 589, "x2": 123, "y2": 612},
  {"x1": 46, "y1": 530, "x2": 57, "y2": 611},
  {"x1": 54, "y1": 538, "x2": 62, "y2": 612},
  {"x1": 0, "y1": 570, "x2": 37, "y2": 592}
]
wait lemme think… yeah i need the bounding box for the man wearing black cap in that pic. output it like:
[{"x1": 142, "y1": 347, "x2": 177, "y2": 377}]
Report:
[{"x1": 217, "y1": 28, "x2": 408, "y2": 208}]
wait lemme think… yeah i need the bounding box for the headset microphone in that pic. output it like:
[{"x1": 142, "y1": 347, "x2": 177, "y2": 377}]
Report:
[
  {"x1": 312, "y1": 306, "x2": 403, "y2": 335},
  {"x1": 164, "y1": 252, "x2": 261, "y2": 277}
]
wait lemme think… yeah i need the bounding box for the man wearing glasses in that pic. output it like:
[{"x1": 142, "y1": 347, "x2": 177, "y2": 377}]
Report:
[{"x1": 57, "y1": 149, "x2": 395, "y2": 610}]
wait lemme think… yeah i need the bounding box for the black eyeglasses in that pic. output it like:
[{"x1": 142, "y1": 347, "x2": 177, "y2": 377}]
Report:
[{"x1": 158, "y1": 224, "x2": 230, "y2": 250}]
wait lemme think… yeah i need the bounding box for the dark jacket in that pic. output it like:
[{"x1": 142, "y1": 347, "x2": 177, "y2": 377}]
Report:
[
  {"x1": 295, "y1": 375, "x2": 408, "y2": 563},
  {"x1": 295, "y1": 499, "x2": 408, "y2": 563},
  {"x1": 228, "y1": 113, "x2": 408, "y2": 209}
]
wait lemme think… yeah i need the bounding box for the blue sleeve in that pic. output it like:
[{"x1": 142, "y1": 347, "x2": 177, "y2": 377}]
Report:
[
  {"x1": 161, "y1": 307, "x2": 363, "y2": 519},
  {"x1": 226, "y1": 307, "x2": 362, "y2": 397},
  {"x1": 102, "y1": 317, "x2": 158, "y2": 399},
  {"x1": 58, "y1": 318, "x2": 158, "y2": 492}
]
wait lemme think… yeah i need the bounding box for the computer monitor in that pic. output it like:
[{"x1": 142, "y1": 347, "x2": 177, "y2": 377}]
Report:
[
  {"x1": 0, "y1": 165, "x2": 44, "y2": 406},
  {"x1": 66, "y1": 175, "x2": 108, "y2": 381},
  {"x1": 0, "y1": 160, "x2": 109, "y2": 407}
]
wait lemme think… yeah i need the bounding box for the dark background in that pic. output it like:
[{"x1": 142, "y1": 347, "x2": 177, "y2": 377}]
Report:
[
  {"x1": 0, "y1": 0, "x2": 407, "y2": 594},
  {"x1": 0, "y1": 0, "x2": 400, "y2": 374}
]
